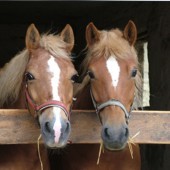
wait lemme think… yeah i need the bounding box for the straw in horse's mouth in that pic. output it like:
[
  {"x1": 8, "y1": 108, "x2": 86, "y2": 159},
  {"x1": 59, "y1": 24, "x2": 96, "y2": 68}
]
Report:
[
  {"x1": 128, "y1": 131, "x2": 140, "y2": 159},
  {"x1": 97, "y1": 141, "x2": 104, "y2": 165},
  {"x1": 37, "y1": 134, "x2": 44, "y2": 170},
  {"x1": 96, "y1": 131, "x2": 140, "y2": 165}
]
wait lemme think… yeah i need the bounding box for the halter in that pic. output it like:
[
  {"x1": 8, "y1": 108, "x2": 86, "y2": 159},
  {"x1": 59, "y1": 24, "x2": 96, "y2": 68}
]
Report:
[
  {"x1": 25, "y1": 84, "x2": 71, "y2": 120},
  {"x1": 90, "y1": 89, "x2": 133, "y2": 124}
]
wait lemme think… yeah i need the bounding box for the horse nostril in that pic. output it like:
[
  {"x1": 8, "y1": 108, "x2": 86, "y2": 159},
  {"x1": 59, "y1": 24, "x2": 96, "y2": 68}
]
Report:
[
  {"x1": 45, "y1": 122, "x2": 51, "y2": 133},
  {"x1": 125, "y1": 127, "x2": 129, "y2": 137},
  {"x1": 104, "y1": 128, "x2": 110, "y2": 139},
  {"x1": 64, "y1": 122, "x2": 70, "y2": 134}
]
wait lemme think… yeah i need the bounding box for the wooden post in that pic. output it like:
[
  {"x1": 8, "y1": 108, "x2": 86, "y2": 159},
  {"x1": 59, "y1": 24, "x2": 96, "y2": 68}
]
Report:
[{"x1": 0, "y1": 109, "x2": 169, "y2": 144}]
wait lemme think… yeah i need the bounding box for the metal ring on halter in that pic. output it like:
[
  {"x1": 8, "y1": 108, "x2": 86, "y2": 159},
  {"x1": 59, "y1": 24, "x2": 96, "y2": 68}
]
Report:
[{"x1": 90, "y1": 89, "x2": 133, "y2": 124}]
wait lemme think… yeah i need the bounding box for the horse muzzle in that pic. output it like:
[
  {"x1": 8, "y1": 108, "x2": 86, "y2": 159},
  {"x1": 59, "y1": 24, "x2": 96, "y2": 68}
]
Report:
[
  {"x1": 101, "y1": 124, "x2": 129, "y2": 151},
  {"x1": 39, "y1": 108, "x2": 71, "y2": 148}
]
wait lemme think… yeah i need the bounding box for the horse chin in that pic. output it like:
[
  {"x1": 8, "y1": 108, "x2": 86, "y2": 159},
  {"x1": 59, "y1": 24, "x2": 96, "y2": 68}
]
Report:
[
  {"x1": 104, "y1": 142, "x2": 127, "y2": 151},
  {"x1": 45, "y1": 139, "x2": 68, "y2": 149},
  {"x1": 47, "y1": 143, "x2": 67, "y2": 149},
  {"x1": 41, "y1": 131, "x2": 69, "y2": 149}
]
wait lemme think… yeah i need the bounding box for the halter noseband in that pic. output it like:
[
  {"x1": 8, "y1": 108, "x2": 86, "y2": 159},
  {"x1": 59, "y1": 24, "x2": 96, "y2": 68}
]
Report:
[
  {"x1": 90, "y1": 89, "x2": 133, "y2": 124},
  {"x1": 25, "y1": 85, "x2": 71, "y2": 119}
]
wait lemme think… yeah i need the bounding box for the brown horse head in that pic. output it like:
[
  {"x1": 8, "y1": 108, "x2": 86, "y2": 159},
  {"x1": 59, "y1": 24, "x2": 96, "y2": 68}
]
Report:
[
  {"x1": 24, "y1": 24, "x2": 77, "y2": 148},
  {"x1": 82, "y1": 21, "x2": 142, "y2": 151}
]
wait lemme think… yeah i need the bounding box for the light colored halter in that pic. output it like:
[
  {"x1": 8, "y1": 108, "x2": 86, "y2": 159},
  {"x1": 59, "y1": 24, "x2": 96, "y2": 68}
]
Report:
[{"x1": 90, "y1": 89, "x2": 133, "y2": 124}]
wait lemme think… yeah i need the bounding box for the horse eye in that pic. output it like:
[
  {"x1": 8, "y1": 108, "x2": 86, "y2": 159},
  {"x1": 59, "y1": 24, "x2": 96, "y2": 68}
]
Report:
[
  {"x1": 131, "y1": 69, "x2": 137, "y2": 77},
  {"x1": 25, "y1": 72, "x2": 35, "y2": 81},
  {"x1": 71, "y1": 74, "x2": 79, "y2": 83},
  {"x1": 87, "y1": 71, "x2": 95, "y2": 79}
]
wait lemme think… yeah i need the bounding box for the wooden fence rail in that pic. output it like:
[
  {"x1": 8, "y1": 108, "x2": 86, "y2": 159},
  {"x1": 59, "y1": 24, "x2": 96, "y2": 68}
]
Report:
[{"x1": 0, "y1": 109, "x2": 169, "y2": 144}]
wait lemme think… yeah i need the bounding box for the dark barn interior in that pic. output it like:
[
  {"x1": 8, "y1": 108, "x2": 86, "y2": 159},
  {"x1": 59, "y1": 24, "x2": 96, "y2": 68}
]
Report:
[{"x1": 0, "y1": 1, "x2": 170, "y2": 170}]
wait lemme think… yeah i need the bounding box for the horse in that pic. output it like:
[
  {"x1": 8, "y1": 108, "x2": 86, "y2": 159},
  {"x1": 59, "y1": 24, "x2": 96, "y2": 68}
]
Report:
[
  {"x1": 0, "y1": 23, "x2": 77, "y2": 170},
  {"x1": 59, "y1": 20, "x2": 142, "y2": 170}
]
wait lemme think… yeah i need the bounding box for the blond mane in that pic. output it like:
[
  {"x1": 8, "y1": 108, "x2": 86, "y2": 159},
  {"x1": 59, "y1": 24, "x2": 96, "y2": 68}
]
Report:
[
  {"x1": 81, "y1": 28, "x2": 143, "y2": 109},
  {"x1": 0, "y1": 33, "x2": 72, "y2": 107}
]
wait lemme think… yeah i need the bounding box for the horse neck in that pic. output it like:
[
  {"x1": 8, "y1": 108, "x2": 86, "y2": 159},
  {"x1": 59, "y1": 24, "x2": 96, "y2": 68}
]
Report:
[
  {"x1": 73, "y1": 83, "x2": 94, "y2": 110},
  {"x1": 3, "y1": 84, "x2": 26, "y2": 109}
]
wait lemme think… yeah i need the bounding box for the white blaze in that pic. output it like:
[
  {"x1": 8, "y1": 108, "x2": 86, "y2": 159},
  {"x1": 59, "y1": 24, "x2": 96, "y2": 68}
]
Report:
[
  {"x1": 48, "y1": 56, "x2": 61, "y2": 100},
  {"x1": 106, "y1": 57, "x2": 120, "y2": 88},
  {"x1": 53, "y1": 108, "x2": 62, "y2": 143},
  {"x1": 47, "y1": 56, "x2": 61, "y2": 143}
]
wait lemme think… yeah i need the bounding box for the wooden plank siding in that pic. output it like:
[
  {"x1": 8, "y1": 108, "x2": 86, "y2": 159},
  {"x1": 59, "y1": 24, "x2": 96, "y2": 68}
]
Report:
[{"x1": 0, "y1": 109, "x2": 169, "y2": 144}]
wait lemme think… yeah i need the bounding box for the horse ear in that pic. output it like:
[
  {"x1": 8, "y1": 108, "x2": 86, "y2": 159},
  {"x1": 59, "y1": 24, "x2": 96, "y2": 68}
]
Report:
[
  {"x1": 60, "y1": 24, "x2": 74, "y2": 51},
  {"x1": 123, "y1": 20, "x2": 137, "y2": 46},
  {"x1": 25, "y1": 24, "x2": 40, "y2": 50},
  {"x1": 86, "y1": 22, "x2": 100, "y2": 46}
]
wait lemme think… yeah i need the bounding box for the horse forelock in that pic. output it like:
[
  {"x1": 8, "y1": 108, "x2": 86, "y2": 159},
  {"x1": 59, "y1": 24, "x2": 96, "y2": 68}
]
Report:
[
  {"x1": 0, "y1": 33, "x2": 72, "y2": 107},
  {"x1": 40, "y1": 33, "x2": 72, "y2": 61},
  {"x1": 81, "y1": 28, "x2": 143, "y2": 109}
]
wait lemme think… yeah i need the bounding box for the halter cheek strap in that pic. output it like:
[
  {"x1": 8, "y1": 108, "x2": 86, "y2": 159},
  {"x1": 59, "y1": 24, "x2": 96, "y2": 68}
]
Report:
[
  {"x1": 90, "y1": 89, "x2": 132, "y2": 124},
  {"x1": 25, "y1": 86, "x2": 70, "y2": 119}
]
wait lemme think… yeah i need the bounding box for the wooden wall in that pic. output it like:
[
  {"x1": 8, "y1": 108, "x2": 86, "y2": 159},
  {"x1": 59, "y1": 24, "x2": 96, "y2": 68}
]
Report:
[{"x1": 146, "y1": 3, "x2": 170, "y2": 170}]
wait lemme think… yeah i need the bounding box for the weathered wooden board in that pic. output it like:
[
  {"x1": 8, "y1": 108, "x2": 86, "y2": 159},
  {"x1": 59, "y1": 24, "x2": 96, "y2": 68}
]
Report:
[{"x1": 0, "y1": 109, "x2": 169, "y2": 144}]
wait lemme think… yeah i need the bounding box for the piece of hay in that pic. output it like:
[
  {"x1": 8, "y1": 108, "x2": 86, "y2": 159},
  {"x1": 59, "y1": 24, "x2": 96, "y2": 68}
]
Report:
[
  {"x1": 128, "y1": 131, "x2": 140, "y2": 159},
  {"x1": 97, "y1": 131, "x2": 140, "y2": 164},
  {"x1": 97, "y1": 141, "x2": 104, "y2": 165},
  {"x1": 37, "y1": 134, "x2": 43, "y2": 170}
]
